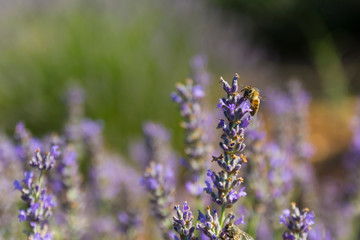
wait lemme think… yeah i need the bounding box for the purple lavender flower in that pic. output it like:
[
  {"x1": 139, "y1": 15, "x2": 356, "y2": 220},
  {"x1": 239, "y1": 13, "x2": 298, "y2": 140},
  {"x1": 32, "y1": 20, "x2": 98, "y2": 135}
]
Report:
[
  {"x1": 142, "y1": 122, "x2": 177, "y2": 168},
  {"x1": 64, "y1": 86, "x2": 86, "y2": 143},
  {"x1": 308, "y1": 221, "x2": 333, "y2": 240},
  {"x1": 266, "y1": 142, "x2": 294, "y2": 200},
  {"x1": 256, "y1": 218, "x2": 273, "y2": 240},
  {"x1": 80, "y1": 115, "x2": 145, "y2": 239},
  {"x1": 142, "y1": 161, "x2": 175, "y2": 239},
  {"x1": 117, "y1": 211, "x2": 142, "y2": 237},
  {"x1": 235, "y1": 206, "x2": 247, "y2": 225},
  {"x1": 171, "y1": 79, "x2": 210, "y2": 197},
  {"x1": 196, "y1": 73, "x2": 255, "y2": 239},
  {"x1": 199, "y1": 209, "x2": 248, "y2": 240},
  {"x1": 265, "y1": 82, "x2": 315, "y2": 179},
  {"x1": 205, "y1": 74, "x2": 252, "y2": 211},
  {"x1": 173, "y1": 202, "x2": 196, "y2": 240},
  {"x1": 88, "y1": 151, "x2": 144, "y2": 239},
  {"x1": 78, "y1": 118, "x2": 105, "y2": 157},
  {"x1": 196, "y1": 206, "x2": 221, "y2": 239},
  {"x1": 190, "y1": 54, "x2": 212, "y2": 86},
  {"x1": 244, "y1": 119, "x2": 296, "y2": 239},
  {"x1": 0, "y1": 134, "x2": 19, "y2": 165},
  {"x1": 50, "y1": 143, "x2": 88, "y2": 239},
  {"x1": 244, "y1": 119, "x2": 269, "y2": 201},
  {"x1": 29, "y1": 146, "x2": 58, "y2": 171},
  {"x1": 96, "y1": 153, "x2": 142, "y2": 200},
  {"x1": 280, "y1": 203, "x2": 315, "y2": 240},
  {"x1": 140, "y1": 121, "x2": 178, "y2": 240},
  {"x1": 287, "y1": 80, "x2": 314, "y2": 159},
  {"x1": 14, "y1": 148, "x2": 58, "y2": 239},
  {"x1": 185, "y1": 180, "x2": 203, "y2": 197}
]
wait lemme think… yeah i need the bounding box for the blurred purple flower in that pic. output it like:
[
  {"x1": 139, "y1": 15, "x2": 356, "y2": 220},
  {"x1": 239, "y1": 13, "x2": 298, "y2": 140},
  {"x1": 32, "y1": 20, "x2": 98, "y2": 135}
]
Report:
[
  {"x1": 143, "y1": 161, "x2": 175, "y2": 239},
  {"x1": 280, "y1": 203, "x2": 315, "y2": 240},
  {"x1": 190, "y1": 54, "x2": 212, "y2": 86}
]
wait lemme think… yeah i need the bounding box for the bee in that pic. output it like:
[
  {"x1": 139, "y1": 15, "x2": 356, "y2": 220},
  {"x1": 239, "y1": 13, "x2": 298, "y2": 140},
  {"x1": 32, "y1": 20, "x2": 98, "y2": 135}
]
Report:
[
  {"x1": 222, "y1": 223, "x2": 254, "y2": 240},
  {"x1": 241, "y1": 86, "x2": 263, "y2": 116}
]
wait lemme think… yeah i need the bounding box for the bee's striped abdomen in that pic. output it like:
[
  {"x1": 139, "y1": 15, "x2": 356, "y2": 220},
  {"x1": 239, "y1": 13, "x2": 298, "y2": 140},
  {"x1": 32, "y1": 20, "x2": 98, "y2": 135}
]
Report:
[{"x1": 250, "y1": 98, "x2": 260, "y2": 116}]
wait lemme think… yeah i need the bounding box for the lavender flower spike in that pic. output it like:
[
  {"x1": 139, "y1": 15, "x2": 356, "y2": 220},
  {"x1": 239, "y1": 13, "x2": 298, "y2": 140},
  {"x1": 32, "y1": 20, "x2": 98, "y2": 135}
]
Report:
[
  {"x1": 196, "y1": 206, "x2": 221, "y2": 239},
  {"x1": 173, "y1": 202, "x2": 197, "y2": 240},
  {"x1": 29, "y1": 146, "x2": 59, "y2": 171},
  {"x1": 171, "y1": 78, "x2": 210, "y2": 197},
  {"x1": 14, "y1": 147, "x2": 59, "y2": 239},
  {"x1": 280, "y1": 202, "x2": 315, "y2": 240},
  {"x1": 142, "y1": 161, "x2": 175, "y2": 239},
  {"x1": 206, "y1": 74, "x2": 252, "y2": 210}
]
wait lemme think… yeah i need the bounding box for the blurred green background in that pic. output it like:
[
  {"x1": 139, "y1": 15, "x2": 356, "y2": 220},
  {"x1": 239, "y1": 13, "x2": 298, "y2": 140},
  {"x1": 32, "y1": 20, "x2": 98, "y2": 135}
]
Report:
[{"x1": 0, "y1": 0, "x2": 359, "y2": 156}]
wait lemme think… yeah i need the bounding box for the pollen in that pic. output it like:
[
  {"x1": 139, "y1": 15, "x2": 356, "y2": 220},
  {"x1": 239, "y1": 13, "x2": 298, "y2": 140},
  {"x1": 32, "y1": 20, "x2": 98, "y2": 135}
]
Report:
[{"x1": 240, "y1": 154, "x2": 247, "y2": 163}]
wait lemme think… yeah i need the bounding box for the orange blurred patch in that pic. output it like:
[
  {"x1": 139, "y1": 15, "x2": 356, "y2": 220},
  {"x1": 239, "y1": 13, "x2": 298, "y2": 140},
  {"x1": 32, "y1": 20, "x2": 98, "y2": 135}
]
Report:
[{"x1": 309, "y1": 98, "x2": 354, "y2": 163}]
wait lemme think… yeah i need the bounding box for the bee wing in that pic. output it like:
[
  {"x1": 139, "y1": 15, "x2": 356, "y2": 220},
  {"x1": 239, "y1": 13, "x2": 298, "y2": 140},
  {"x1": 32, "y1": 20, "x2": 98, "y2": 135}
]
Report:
[
  {"x1": 239, "y1": 84, "x2": 245, "y2": 92},
  {"x1": 259, "y1": 94, "x2": 268, "y2": 101},
  {"x1": 239, "y1": 230, "x2": 254, "y2": 240}
]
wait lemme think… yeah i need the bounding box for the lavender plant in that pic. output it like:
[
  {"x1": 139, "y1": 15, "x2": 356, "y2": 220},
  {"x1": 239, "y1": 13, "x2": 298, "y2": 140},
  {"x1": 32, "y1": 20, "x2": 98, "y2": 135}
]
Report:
[
  {"x1": 244, "y1": 117, "x2": 296, "y2": 239},
  {"x1": 266, "y1": 82, "x2": 317, "y2": 213},
  {"x1": 117, "y1": 210, "x2": 142, "y2": 238},
  {"x1": 173, "y1": 202, "x2": 196, "y2": 240},
  {"x1": 141, "y1": 122, "x2": 177, "y2": 239},
  {"x1": 142, "y1": 122, "x2": 176, "y2": 169},
  {"x1": 190, "y1": 55, "x2": 212, "y2": 87},
  {"x1": 142, "y1": 161, "x2": 175, "y2": 239},
  {"x1": 280, "y1": 203, "x2": 315, "y2": 240},
  {"x1": 63, "y1": 86, "x2": 145, "y2": 239},
  {"x1": 172, "y1": 73, "x2": 255, "y2": 240},
  {"x1": 92, "y1": 152, "x2": 143, "y2": 239},
  {"x1": 190, "y1": 54, "x2": 217, "y2": 148},
  {"x1": 14, "y1": 147, "x2": 59, "y2": 239},
  {"x1": 64, "y1": 86, "x2": 87, "y2": 164},
  {"x1": 287, "y1": 80, "x2": 314, "y2": 160},
  {"x1": 243, "y1": 121, "x2": 272, "y2": 238},
  {"x1": 204, "y1": 73, "x2": 251, "y2": 223},
  {"x1": 50, "y1": 142, "x2": 87, "y2": 239},
  {"x1": 64, "y1": 85, "x2": 86, "y2": 145},
  {"x1": 171, "y1": 79, "x2": 209, "y2": 197},
  {"x1": 287, "y1": 81, "x2": 317, "y2": 208},
  {"x1": 0, "y1": 74, "x2": 349, "y2": 240}
]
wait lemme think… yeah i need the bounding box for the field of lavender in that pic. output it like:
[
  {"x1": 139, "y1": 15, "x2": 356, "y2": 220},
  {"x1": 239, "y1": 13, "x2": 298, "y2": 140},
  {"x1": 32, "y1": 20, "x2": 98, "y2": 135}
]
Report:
[{"x1": 1, "y1": 0, "x2": 360, "y2": 240}]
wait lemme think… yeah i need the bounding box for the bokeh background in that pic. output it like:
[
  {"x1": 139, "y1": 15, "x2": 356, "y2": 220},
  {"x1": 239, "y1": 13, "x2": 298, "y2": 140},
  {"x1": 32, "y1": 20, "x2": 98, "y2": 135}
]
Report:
[
  {"x1": 1, "y1": 0, "x2": 360, "y2": 239},
  {"x1": 1, "y1": 0, "x2": 359, "y2": 152}
]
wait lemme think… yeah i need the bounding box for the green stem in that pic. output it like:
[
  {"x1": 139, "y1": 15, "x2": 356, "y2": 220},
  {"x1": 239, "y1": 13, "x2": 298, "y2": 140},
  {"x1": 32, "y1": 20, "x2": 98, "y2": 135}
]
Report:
[
  {"x1": 35, "y1": 170, "x2": 43, "y2": 234},
  {"x1": 219, "y1": 205, "x2": 226, "y2": 228},
  {"x1": 35, "y1": 170, "x2": 44, "y2": 200},
  {"x1": 193, "y1": 196, "x2": 203, "y2": 239}
]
